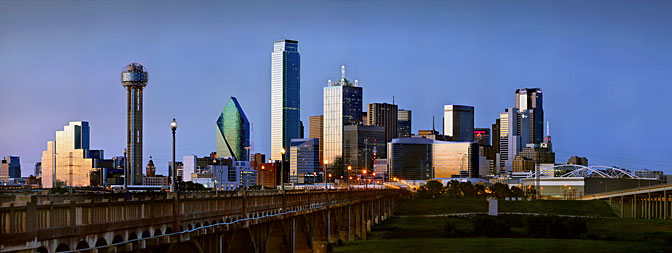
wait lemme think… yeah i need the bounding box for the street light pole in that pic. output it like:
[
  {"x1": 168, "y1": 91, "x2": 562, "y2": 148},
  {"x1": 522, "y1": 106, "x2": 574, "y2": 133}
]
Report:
[
  {"x1": 323, "y1": 160, "x2": 329, "y2": 190},
  {"x1": 280, "y1": 148, "x2": 286, "y2": 193},
  {"x1": 170, "y1": 118, "x2": 178, "y2": 193}
]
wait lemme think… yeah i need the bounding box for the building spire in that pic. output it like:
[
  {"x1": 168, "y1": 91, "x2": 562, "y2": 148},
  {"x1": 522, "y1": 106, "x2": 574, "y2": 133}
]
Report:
[
  {"x1": 544, "y1": 121, "x2": 552, "y2": 145},
  {"x1": 341, "y1": 65, "x2": 346, "y2": 80}
]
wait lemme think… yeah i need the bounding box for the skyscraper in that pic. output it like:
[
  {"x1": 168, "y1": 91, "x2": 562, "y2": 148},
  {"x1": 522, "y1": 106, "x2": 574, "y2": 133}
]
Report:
[
  {"x1": 473, "y1": 128, "x2": 491, "y2": 146},
  {"x1": 343, "y1": 125, "x2": 385, "y2": 175},
  {"x1": 0, "y1": 156, "x2": 20, "y2": 182},
  {"x1": 515, "y1": 88, "x2": 544, "y2": 145},
  {"x1": 443, "y1": 105, "x2": 474, "y2": 141},
  {"x1": 397, "y1": 109, "x2": 412, "y2": 138},
  {"x1": 41, "y1": 121, "x2": 97, "y2": 187},
  {"x1": 271, "y1": 40, "x2": 301, "y2": 161},
  {"x1": 367, "y1": 103, "x2": 398, "y2": 144},
  {"x1": 499, "y1": 108, "x2": 520, "y2": 172},
  {"x1": 216, "y1": 97, "x2": 251, "y2": 161},
  {"x1": 289, "y1": 138, "x2": 320, "y2": 183},
  {"x1": 323, "y1": 65, "x2": 362, "y2": 170},
  {"x1": 121, "y1": 63, "x2": 148, "y2": 185},
  {"x1": 309, "y1": 115, "x2": 324, "y2": 163}
]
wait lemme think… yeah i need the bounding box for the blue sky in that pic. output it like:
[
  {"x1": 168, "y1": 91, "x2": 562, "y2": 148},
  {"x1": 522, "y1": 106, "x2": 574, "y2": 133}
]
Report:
[{"x1": 1, "y1": 0, "x2": 672, "y2": 176}]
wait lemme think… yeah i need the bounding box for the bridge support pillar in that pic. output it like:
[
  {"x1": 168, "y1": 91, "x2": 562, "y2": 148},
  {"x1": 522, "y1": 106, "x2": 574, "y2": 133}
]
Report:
[
  {"x1": 665, "y1": 191, "x2": 668, "y2": 219},
  {"x1": 620, "y1": 196, "x2": 624, "y2": 218}
]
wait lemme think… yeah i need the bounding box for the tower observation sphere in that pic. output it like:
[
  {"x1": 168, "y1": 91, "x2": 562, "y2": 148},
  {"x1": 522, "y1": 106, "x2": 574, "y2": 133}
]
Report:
[{"x1": 121, "y1": 62, "x2": 148, "y2": 185}]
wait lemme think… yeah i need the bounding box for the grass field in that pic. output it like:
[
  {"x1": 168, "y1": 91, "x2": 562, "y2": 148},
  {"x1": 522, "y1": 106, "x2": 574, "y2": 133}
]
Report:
[
  {"x1": 333, "y1": 198, "x2": 672, "y2": 252},
  {"x1": 396, "y1": 198, "x2": 617, "y2": 217},
  {"x1": 334, "y1": 238, "x2": 672, "y2": 252}
]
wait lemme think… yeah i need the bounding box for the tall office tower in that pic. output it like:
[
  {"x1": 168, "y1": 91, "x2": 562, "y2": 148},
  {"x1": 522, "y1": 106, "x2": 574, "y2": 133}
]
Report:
[
  {"x1": 0, "y1": 156, "x2": 20, "y2": 182},
  {"x1": 309, "y1": 115, "x2": 324, "y2": 163},
  {"x1": 367, "y1": 103, "x2": 398, "y2": 144},
  {"x1": 343, "y1": 125, "x2": 386, "y2": 175},
  {"x1": 443, "y1": 105, "x2": 474, "y2": 141},
  {"x1": 289, "y1": 138, "x2": 320, "y2": 183},
  {"x1": 473, "y1": 128, "x2": 491, "y2": 146},
  {"x1": 41, "y1": 121, "x2": 97, "y2": 187},
  {"x1": 121, "y1": 63, "x2": 148, "y2": 185},
  {"x1": 323, "y1": 65, "x2": 362, "y2": 169},
  {"x1": 499, "y1": 108, "x2": 520, "y2": 172},
  {"x1": 300, "y1": 121, "x2": 304, "y2": 138},
  {"x1": 397, "y1": 109, "x2": 412, "y2": 138},
  {"x1": 271, "y1": 39, "x2": 301, "y2": 161},
  {"x1": 216, "y1": 97, "x2": 251, "y2": 161},
  {"x1": 34, "y1": 162, "x2": 41, "y2": 177},
  {"x1": 515, "y1": 88, "x2": 544, "y2": 144}
]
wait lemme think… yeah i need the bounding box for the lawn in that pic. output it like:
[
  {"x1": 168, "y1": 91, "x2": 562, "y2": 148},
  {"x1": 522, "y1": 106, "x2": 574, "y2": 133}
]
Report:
[
  {"x1": 334, "y1": 238, "x2": 672, "y2": 253},
  {"x1": 587, "y1": 218, "x2": 672, "y2": 242},
  {"x1": 397, "y1": 198, "x2": 616, "y2": 217}
]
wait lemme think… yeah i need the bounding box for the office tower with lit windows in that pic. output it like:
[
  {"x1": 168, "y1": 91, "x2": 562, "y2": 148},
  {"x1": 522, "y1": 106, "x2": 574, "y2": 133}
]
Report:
[
  {"x1": 515, "y1": 88, "x2": 544, "y2": 145},
  {"x1": 289, "y1": 138, "x2": 320, "y2": 183},
  {"x1": 499, "y1": 108, "x2": 520, "y2": 172},
  {"x1": 397, "y1": 109, "x2": 412, "y2": 138},
  {"x1": 309, "y1": 115, "x2": 324, "y2": 163},
  {"x1": 216, "y1": 97, "x2": 251, "y2": 161},
  {"x1": 323, "y1": 65, "x2": 362, "y2": 170},
  {"x1": 271, "y1": 40, "x2": 301, "y2": 161},
  {"x1": 443, "y1": 105, "x2": 474, "y2": 141},
  {"x1": 343, "y1": 125, "x2": 385, "y2": 176},
  {"x1": 121, "y1": 62, "x2": 148, "y2": 185},
  {"x1": 367, "y1": 103, "x2": 398, "y2": 144},
  {"x1": 473, "y1": 128, "x2": 491, "y2": 146}
]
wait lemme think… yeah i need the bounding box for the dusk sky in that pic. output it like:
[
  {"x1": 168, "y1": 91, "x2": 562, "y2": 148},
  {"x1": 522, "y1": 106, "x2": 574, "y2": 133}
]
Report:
[{"x1": 1, "y1": 0, "x2": 672, "y2": 177}]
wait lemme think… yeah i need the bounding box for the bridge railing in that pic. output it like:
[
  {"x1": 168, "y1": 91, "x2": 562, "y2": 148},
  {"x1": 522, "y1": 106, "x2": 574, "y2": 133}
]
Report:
[{"x1": 0, "y1": 189, "x2": 403, "y2": 246}]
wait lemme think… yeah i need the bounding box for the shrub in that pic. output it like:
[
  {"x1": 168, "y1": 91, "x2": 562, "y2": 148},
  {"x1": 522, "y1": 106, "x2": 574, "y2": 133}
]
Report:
[
  {"x1": 471, "y1": 216, "x2": 510, "y2": 237},
  {"x1": 523, "y1": 215, "x2": 587, "y2": 239},
  {"x1": 443, "y1": 222, "x2": 459, "y2": 238}
]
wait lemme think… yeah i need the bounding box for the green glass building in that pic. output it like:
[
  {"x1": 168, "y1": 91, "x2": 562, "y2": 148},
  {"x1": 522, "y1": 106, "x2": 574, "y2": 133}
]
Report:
[{"x1": 216, "y1": 97, "x2": 250, "y2": 161}]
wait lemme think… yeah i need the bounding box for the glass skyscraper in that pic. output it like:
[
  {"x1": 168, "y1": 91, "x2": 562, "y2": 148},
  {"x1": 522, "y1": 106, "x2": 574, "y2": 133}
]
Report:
[
  {"x1": 289, "y1": 138, "x2": 320, "y2": 183},
  {"x1": 41, "y1": 121, "x2": 97, "y2": 187},
  {"x1": 443, "y1": 105, "x2": 474, "y2": 142},
  {"x1": 216, "y1": 97, "x2": 250, "y2": 161},
  {"x1": 388, "y1": 138, "x2": 479, "y2": 180},
  {"x1": 323, "y1": 65, "x2": 362, "y2": 171},
  {"x1": 271, "y1": 40, "x2": 301, "y2": 161},
  {"x1": 515, "y1": 88, "x2": 544, "y2": 145},
  {"x1": 397, "y1": 109, "x2": 412, "y2": 138}
]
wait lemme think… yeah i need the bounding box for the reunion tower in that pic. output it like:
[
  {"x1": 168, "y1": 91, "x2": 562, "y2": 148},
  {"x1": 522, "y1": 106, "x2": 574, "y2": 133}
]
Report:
[{"x1": 121, "y1": 63, "x2": 148, "y2": 185}]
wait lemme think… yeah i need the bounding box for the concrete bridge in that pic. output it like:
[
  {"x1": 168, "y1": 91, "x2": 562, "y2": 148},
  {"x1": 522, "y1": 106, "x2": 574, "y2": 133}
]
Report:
[
  {"x1": 0, "y1": 189, "x2": 406, "y2": 253},
  {"x1": 582, "y1": 183, "x2": 672, "y2": 219}
]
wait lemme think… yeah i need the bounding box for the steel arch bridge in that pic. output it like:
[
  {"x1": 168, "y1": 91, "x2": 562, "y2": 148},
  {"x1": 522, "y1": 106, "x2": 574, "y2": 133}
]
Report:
[{"x1": 524, "y1": 165, "x2": 640, "y2": 179}]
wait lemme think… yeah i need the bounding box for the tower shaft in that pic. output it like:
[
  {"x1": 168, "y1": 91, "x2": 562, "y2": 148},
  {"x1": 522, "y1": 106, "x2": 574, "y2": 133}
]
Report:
[{"x1": 127, "y1": 87, "x2": 144, "y2": 185}]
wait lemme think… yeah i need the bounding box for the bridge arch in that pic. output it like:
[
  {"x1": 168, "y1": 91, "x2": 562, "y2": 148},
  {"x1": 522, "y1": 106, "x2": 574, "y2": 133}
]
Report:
[
  {"x1": 95, "y1": 238, "x2": 107, "y2": 247},
  {"x1": 266, "y1": 220, "x2": 288, "y2": 253},
  {"x1": 295, "y1": 215, "x2": 312, "y2": 251},
  {"x1": 112, "y1": 235, "x2": 123, "y2": 244},
  {"x1": 228, "y1": 228, "x2": 255, "y2": 252},
  {"x1": 76, "y1": 240, "x2": 90, "y2": 252},
  {"x1": 167, "y1": 240, "x2": 203, "y2": 253},
  {"x1": 142, "y1": 230, "x2": 151, "y2": 238},
  {"x1": 55, "y1": 243, "x2": 70, "y2": 252},
  {"x1": 128, "y1": 232, "x2": 138, "y2": 241},
  {"x1": 36, "y1": 246, "x2": 48, "y2": 253}
]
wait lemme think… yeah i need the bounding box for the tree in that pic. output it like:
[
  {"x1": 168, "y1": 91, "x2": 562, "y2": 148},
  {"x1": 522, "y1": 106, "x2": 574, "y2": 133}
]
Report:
[{"x1": 489, "y1": 183, "x2": 512, "y2": 199}]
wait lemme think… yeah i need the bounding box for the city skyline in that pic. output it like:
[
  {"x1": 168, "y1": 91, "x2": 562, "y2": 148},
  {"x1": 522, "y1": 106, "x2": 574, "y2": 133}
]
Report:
[{"x1": 2, "y1": 0, "x2": 672, "y2": 176}]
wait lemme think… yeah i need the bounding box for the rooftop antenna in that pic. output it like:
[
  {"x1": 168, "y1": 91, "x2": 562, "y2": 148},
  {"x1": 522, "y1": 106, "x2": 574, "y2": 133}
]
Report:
[
  {"x1": 328, "y1": 79, "x2": 332, "y2": 86},
  {"x1": 546, "y1": 121, "x2": 550, "y2": 136},
  {"x1": 341, "y1": 65, "x2": 346, "y2": 79},
  {"x1": 432, "y1": 115, "x2": 435, "y2": 133},
  {"x1": 392, "y1": 96, "x2": 395, "y2": 105}
]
